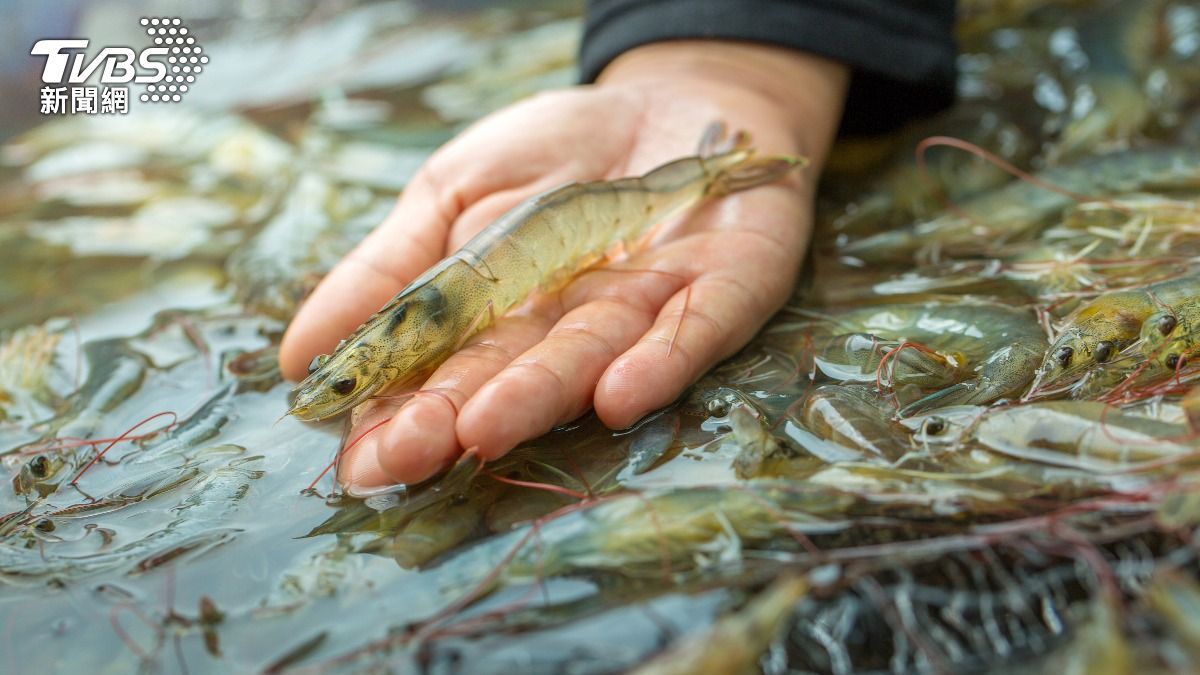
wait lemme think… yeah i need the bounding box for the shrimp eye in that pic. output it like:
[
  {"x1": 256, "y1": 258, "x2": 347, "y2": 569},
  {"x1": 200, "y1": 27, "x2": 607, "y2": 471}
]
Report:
[
  {"x1": 1054, "y1": 346, "x2": 1074, "y2": 368},
  {"x1": 1093, "y1": 341, "x2": 1114, "y2": 363},
  {"x1": 28, "y1": 455, "x2": 48, "y2": 478},
  {"x1": 1158, "y1": 314, "x2": 1178, "y2": 336},
  {"x1": 1166, "y1": 353, "x2": 1181, "y2": 369},
  {"x1": 307, "y1": 354, "x2": 328, "y2": 375},
  {"x1": 924, "y1": 416, "x2": 946, "y2": 435},
  {"x1": 331, "y1": 378, "x2": 356, "y2": 396}
]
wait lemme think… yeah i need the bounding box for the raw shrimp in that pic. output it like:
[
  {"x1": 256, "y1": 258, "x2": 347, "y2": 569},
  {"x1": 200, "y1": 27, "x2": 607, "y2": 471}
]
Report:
[
  {"x1": 973, "y1": 401, "x2": 1196, "y2": 472},
  {"x1": 290, "y1": 131, "x2": 803, "y2": 421},
  {"x1": 800, "y1": 385, "x2": 910, "y2": 461},
  {"x1": 775, "y1": 302, "x2": 1046, "y2": 416},
  {"x1": 729, "y1": 404, "x2": 783, "y2": 479},
  {"x1": 840, "y1": 148, "x2": 1200, "y2": 264},
  {"x1": 631, "y1": 575, "x2": 808, "y2": 675},
  {"x1": 1074, "y1": 302, "x2": 1200, "y2": 400},
  {"x1": 1032, "y1": 274, "x2": 1200, "y2": 394}
]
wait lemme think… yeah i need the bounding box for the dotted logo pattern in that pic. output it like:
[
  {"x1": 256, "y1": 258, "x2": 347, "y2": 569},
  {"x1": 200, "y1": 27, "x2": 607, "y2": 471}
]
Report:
[{"x1": 138, "y1": 17, "x2": 207, "y2": 104}]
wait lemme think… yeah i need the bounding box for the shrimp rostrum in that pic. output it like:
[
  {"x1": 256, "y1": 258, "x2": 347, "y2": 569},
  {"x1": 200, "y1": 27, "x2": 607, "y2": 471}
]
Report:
[{"x1": 289, "y1": 128, "x2": 804, "y2": 421}]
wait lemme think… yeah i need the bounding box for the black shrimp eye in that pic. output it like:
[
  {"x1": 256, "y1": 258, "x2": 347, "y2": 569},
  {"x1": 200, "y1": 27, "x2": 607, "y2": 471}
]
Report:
[
  {"x1": 924, "y1": 416, "x2": 946, "y2": 435},
  {"x1": 1158, "y1": 314, "x2": 1178, "y2": 336},
  {"x1": 1093, "y1": 341, "x2": 1114, "y2": 363},
  {"x1": 1166, "y1": 353, "x2": 1181, "y2": 369},
  {"x1": 331, "y1": 378, "x2": 357, "y2": 396},
  {"x1": 307, "y1": 355, "x2": 327, "y2": 376},
  {"x1": 28, "y1": 455, "x2": 48, "y2": 478},
  {"x1": 1054, "y1": 346, "x2": 1074, "y2": 368}
]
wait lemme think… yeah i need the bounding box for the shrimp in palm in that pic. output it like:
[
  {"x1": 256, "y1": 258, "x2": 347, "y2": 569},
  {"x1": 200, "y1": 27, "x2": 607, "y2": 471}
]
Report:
[{"x1": 289, "y1": 129, "x2": 803, "y2": 421}]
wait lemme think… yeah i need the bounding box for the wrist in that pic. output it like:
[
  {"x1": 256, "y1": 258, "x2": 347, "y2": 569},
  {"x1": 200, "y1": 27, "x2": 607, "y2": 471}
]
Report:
[{"x1": 595, "y1": 40, "x2": 849, "y2": 166}]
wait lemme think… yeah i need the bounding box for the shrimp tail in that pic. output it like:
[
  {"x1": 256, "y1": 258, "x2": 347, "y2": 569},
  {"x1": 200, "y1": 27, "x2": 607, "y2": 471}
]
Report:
[{"x1": 707, "y1": 156, "x2": 806, "y2": 197}]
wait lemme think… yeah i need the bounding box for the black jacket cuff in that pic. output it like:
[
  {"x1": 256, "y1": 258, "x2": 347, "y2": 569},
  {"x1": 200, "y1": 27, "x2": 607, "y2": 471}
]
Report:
[{"x1": 580, "y1": 0, "x2": 958, "y2": 136}]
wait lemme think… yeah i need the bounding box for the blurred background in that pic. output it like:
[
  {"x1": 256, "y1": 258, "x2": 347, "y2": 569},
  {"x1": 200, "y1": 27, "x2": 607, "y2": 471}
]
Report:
[
  {"x1": 0, "y1": 0, "x2": 580, "y2": 141},
  {"x1": 0, "y1": 0, "x2": 582, "y2": 333}
]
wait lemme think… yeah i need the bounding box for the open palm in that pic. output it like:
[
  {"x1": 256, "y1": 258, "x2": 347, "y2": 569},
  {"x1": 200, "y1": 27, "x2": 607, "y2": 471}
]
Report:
[{"x1": 279, "y1": 45, "x2": 844, "y2": 490}]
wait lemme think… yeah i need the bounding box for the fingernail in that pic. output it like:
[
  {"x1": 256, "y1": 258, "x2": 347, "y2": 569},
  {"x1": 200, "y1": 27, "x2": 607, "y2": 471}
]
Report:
[{"x1": 337, "y1": 435, "x2": 393, "y2": 489}]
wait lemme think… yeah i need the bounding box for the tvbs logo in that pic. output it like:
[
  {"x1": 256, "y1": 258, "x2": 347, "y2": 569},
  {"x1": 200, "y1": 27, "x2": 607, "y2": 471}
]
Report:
[
  {"x1": 32, "y1": 40, "x2": 169, "y2": 84},
  {"x1": 31, "y1": 17, "x2": 206, "y2": 107}
]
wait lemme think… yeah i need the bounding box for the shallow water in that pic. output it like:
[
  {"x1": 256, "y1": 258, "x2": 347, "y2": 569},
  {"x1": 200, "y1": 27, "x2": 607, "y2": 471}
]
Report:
[{"x1": 2, "y1": 1, "x2": 1200, "y2": 673}]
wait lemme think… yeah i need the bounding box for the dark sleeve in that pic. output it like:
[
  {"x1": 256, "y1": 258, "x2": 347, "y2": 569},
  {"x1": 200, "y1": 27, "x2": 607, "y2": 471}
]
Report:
[{"x1": 579, "y1": 0, "x2": 958, "y2": 137}]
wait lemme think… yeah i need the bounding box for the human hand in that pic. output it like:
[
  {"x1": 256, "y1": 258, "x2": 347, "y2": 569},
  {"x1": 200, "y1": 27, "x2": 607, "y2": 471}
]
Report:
[{"x1": 278, "y1": 40, "x2": 848, "y2": 490}]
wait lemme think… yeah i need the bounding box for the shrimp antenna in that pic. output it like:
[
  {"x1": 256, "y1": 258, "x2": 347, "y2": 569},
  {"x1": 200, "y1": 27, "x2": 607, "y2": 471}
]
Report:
[{"x1": 915, "y1": 135, "x2": 1134, "y2": 223}]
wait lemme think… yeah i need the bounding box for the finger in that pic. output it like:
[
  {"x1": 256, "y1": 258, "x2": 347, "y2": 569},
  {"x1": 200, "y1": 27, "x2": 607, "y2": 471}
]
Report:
[
  {"x1": 456, "y1": 289, "x2": 672, "y2": 461},
  {"x1": 338, "y1": 299, "x2": 560, "y2": 488},
  {"x1": 595, "y1": 247, "x2": 796, "y2": 428}
]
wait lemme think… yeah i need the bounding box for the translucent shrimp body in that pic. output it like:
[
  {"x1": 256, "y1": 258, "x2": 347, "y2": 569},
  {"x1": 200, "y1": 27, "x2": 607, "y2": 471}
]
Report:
[
  {"x1": 290, "y1": 143, "x2": 802, "y2": 421},
  {"x1": 774, "y1": 301, "x2": 1046, "y2": 416}
]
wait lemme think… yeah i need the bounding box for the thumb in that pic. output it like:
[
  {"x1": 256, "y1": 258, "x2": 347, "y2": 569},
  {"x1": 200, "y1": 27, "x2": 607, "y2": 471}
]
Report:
[{"x1": 279, "y1": 168, "x2": 458, "y2": 381}]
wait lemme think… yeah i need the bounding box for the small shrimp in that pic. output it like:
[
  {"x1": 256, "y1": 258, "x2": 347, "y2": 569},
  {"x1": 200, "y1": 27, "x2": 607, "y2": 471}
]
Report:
[
  {"x1": 9, "y1": 453, "x2": 65, "y2": 498},
  {"x1": 812, "y1": 333, "x2": 966, "y2": 389},
  {"x1": 1031, "y1": 274, "x2": 1200, "y2": 394},
  {"x1": 899, "y1": 337, "x2": 1045, "y2": 415},
  {"x1": 1082, "y1": 306, "x2": 1200, "y2": 398},
  {"x1": 387, "y1": 479, "x2": 504, "y2": 569},
  {"x1": 631, "y1": 575, "x2": 808, "y2": 675},
  {"x1": 497, "y1": 482, "x2": 853, "y2": 579},
  {"x1": 290, "y1": 128, "x2": 804, "y2": 421},
  {"x1": 776, "y1": 302, "x2": 1045, "y2": 416},
  {"x1": 1141, "y1": 303, "x2": 1200, "y2": 378},
  {"x1": 1055, "y1": 302, "x2": 1200, "y2": 400},
  {"x1": 800, "y1": 385, "x2": 910, "y2": 461},
  {"x1": 729, "y1": 404, "x2": 782, "y2": 479},
  {"x1": 840, "y1": 147, "x2": 1200, "y2": 264},
  {"x1": 974, "y1": 401, "x2": 1193, "y2": 472}
]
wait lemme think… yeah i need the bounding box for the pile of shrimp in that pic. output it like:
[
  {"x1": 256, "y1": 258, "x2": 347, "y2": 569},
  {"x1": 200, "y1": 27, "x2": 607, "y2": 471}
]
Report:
[{"x1": 290, "y1": 2, "x2": 1200, "y2": 672}]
